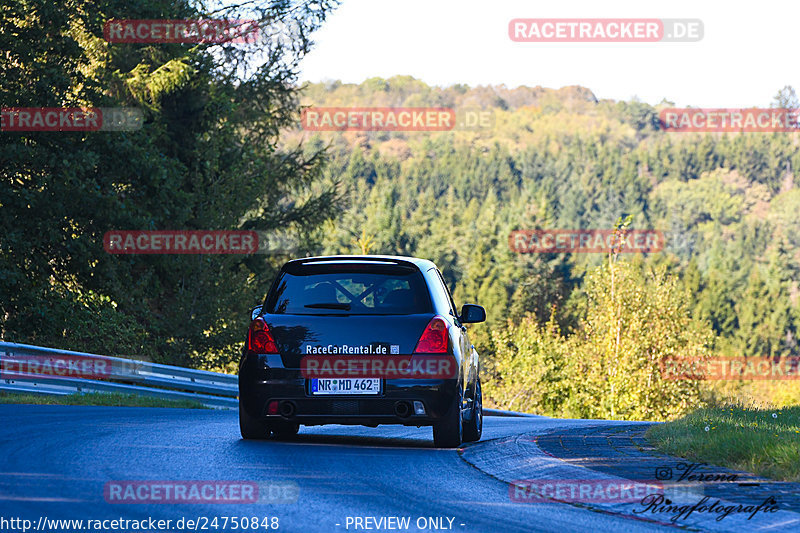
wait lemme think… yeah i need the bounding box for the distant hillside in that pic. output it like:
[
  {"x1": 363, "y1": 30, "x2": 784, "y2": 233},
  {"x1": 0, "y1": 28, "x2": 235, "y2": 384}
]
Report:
[
  {"x1": 284, "y1": 77, "x2": 676, "y2": 150},
  {"x1": 286, "y1": 76, "x2": 800, "y2": 366},
  {"x1": 302, "y1": 76, "x2": 600, "y2": 110}
]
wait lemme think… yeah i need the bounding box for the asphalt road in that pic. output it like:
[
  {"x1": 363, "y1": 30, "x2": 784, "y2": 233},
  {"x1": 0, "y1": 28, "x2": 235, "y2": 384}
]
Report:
[{"x1": 0, "y1": 405, "x2": 784, "y2": 533}]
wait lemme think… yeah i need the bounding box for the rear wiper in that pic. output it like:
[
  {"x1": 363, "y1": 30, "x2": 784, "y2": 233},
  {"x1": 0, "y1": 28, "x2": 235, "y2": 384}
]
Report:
[{"x1": 304, "y1": 302, "x2": 351, "y2": 310}]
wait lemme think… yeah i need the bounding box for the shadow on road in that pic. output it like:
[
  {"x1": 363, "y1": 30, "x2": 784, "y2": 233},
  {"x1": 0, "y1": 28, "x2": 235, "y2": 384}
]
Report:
[{"x1": 233, "y1": 428, "x2": 437, "y2": 450}]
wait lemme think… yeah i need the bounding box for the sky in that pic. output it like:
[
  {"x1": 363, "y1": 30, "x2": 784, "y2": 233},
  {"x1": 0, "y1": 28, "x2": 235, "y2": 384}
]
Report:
[{"x1": 298, "y1": 0, "x2": 799, "y2": 107}]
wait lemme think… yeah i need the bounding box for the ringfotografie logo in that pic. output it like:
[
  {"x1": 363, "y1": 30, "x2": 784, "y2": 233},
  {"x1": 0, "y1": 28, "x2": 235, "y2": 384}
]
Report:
[
  {"x1": 654, "y1": 462, "x2": 739, "y2": 483},
  {"x1": 633, "y1": 494, "x2": 779, "y2": 523}
]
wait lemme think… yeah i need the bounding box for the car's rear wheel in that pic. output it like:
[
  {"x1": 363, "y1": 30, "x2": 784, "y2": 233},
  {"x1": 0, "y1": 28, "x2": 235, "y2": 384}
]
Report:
[
  {"x1": 463, "y1": 380, "x2": 482, "y2": 442},
  {"x1": 269, "y1": 421, "x2": 300, "y2": 440},
  {"x1": 433, "y1": 387, "x2": 463, "y2": 448},
  {"x1": 239, "y1": 406, "x2": 269, "y2": 440}
]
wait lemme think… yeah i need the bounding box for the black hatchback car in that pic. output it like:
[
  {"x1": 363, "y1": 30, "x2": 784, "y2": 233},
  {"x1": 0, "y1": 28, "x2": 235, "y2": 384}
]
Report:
[{"x1": 238, "y1": 255, "x2": 485, "y2": 447}]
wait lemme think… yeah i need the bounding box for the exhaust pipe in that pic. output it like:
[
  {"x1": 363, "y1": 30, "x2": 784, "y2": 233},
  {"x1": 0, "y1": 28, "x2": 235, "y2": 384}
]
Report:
[
  {"x1": 394, "y1": 401, "x2": 411, "y2": 418},
  {"x1": 279, "y1": 401, "x2": 296, "y2": 418}
]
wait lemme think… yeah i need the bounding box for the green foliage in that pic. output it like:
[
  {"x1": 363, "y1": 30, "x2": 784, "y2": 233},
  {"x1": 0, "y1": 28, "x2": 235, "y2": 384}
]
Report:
[
  {"x1": 0, "y1": 392, "x2": 207, "y2": 409},
  {"x1": 483, "y1": 314, "x2": 570, "y2": 416},
  {"x1": 485, "y1": 255, "x2": 712, "y2": 422},
  {"x1": 293, "y1": 78, "x2": 800, "y2": 385},
  {"x1": 647, "y1": 404, "x2": 800, "y2": 481},
  {"x1": 5, "y1": 10, "x2": 800, "y2": 424},
  {"x1": 0, "y1": 0, "x2": 342, "y2": 367},
  {"x1": 564, "y1": 257, "x2": 711, "y2": 421}
]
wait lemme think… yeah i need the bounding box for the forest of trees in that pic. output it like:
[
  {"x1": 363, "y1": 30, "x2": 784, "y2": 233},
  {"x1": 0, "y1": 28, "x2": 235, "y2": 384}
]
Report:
[
  {"x1": 3, "y1": 1, "x2": 799, "y2": 420},
  {"x1": 286, "y1": 77, "x2": 800, "y2": 417},
  {"x1": 1, "y1": 0, "x2": 341, "y2": 368}
]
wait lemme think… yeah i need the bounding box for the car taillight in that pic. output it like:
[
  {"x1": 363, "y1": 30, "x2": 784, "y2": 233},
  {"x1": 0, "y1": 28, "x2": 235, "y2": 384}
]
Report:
[
  {"x1": 413, "y1": 316, "x2": 449, "y2": 354},
  {"x1": 247, "y1": 318, "x2": 278, "y2": 354}
]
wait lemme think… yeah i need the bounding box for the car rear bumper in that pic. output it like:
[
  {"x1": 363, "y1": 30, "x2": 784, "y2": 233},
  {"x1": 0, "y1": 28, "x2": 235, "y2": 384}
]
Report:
[{"x1": 239, "y1": 367, "x2": 459, "y2": 427}]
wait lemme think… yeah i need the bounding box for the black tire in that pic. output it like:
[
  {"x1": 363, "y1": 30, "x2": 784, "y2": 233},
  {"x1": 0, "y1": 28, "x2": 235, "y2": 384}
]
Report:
[
  {"x1": 463, "y1": 380, "x2": 482, "y2": 442},
  {"x1": 239, "y1": 406, "x2": 269, "y2": 440},
  {"x1": 269, "y1": 421, "x2": 300, "y2": 440},
  {"x1": 433, "y1": 387, "x2": 463, "y2": 448}
]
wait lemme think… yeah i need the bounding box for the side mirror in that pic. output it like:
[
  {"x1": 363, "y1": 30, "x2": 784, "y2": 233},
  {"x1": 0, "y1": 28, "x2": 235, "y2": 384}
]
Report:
[
  {"x1": 459, "y1": 304, "x2": 486, "y2": 324},
  {"x1": 250, "y1": 305, "x2": 263, "y2": 321}
]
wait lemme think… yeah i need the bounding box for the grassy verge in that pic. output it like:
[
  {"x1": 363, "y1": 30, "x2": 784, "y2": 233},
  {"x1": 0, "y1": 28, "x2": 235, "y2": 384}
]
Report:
[
  {"x1": 646, "y1": 404, "x2": 800, "y2": 482},
  {"x1": 0, "y1": 391, "x2": 207, "y2": 409}
]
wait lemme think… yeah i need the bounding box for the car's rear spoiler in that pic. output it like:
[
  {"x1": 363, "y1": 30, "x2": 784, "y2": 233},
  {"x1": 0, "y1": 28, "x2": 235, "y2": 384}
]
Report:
[{"x1": 283, "y1": 256, "x2": 423, "y2": 274}]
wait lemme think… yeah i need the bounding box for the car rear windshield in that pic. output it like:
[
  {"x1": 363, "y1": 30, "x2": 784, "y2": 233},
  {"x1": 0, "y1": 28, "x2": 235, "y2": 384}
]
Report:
[{"x1": 266, "y1": 262, "x2": 433, "y2": 315}]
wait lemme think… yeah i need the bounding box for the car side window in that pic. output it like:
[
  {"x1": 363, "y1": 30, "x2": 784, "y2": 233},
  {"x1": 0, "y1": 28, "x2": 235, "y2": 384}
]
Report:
[{"x1": 434, "y1": 269, "x2": 458, "y2": 317}]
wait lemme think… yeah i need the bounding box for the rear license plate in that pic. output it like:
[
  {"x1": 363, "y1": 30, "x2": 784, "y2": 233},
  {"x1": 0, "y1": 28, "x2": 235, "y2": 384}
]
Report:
[{"x1": 310, "y1": 378, "x2": 381, "y2": 395}]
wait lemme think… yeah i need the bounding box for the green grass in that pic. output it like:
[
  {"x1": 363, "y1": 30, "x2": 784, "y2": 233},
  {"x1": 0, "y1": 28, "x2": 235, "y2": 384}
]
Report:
[
  {"x1": 0, "y1": 391, "x2": 208, "y2": 409},
  {"x1": 646, "y1": 404, "x2": 800, "y2": 482}
]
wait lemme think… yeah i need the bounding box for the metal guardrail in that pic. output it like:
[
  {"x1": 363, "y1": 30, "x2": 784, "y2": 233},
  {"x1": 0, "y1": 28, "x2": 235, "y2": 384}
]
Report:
[
  {"x1": 483, "y1": 408, "x2": 537, "y2": 418},
  {"x1": 0, "y1": 341, "x2": 238, "y2": 409},
  {"x1": 0, "y1": 341, "x2": 534, "y2": 416}
]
